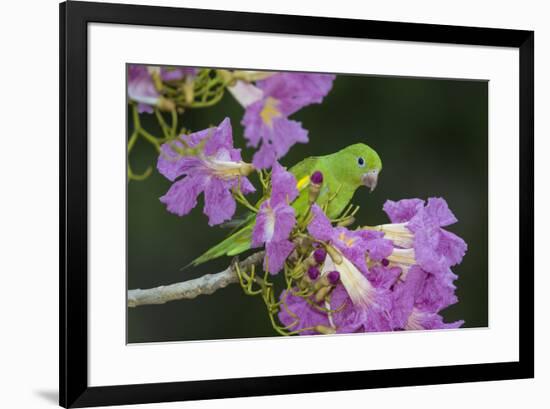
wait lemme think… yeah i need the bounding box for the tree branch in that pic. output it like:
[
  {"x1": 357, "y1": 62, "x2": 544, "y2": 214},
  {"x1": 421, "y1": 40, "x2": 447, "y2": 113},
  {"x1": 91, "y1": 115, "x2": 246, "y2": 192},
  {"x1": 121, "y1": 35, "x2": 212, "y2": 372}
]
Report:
[{"x1": 127, "y1": 251, "x2": 265, "y2": 308}]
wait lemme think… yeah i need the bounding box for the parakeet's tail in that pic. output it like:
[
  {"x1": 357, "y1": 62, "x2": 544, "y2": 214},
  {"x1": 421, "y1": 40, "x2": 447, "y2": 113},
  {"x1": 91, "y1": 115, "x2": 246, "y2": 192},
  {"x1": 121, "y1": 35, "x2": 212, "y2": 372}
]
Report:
[{"x1": 189, "y1": 223, "x2": 254, "y2": 268}]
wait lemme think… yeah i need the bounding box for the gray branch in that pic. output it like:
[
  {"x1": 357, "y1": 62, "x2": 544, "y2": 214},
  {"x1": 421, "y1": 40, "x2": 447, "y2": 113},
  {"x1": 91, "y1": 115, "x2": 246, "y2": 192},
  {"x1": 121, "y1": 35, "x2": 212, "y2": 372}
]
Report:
[{"x1": 127, "y1": 251, "x2": 265, "y2": 308}]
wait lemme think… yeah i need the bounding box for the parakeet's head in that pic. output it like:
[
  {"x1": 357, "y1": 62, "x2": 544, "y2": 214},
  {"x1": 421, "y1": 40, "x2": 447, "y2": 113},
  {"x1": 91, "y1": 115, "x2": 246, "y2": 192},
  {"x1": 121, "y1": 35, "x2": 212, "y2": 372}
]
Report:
[{"x1": 336, "y1": 143, "x2": 382, "y2": 192}]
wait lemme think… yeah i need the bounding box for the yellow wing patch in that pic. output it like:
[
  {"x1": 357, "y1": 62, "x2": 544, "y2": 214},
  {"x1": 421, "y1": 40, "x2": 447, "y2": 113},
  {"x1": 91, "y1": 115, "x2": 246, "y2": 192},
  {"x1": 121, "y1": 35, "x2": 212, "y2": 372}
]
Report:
[{"x1": 296, "y1": 175, "x2": 310, "y2": 191}]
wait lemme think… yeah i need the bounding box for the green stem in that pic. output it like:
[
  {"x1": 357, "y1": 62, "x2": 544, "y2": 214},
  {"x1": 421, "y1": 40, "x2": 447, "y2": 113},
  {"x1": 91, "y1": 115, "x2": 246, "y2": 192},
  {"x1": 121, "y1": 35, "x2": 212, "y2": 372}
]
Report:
[
  {"x1": 128, "y1": 164, "x2": 153, "y2": 181},
  {"x1": 170, "y1": 108, "x2": 178, "y2": 138},
  {"x1": 127, "y1": 130, "x2": 139, "y2": 153},
  {"x1": 232, "y1": 182, "x2": 258, "y2": 212},
  {"x1": 137, "y1": 128, "x2": 161, "y2": 152},
  {"x1": 185, "y1": 91, "x2": 225, "y2": 108},
  {"x1": 234, "y1": 195, "x2": 258, "y2": 213},
  {"x1": 154, "y1": 109, "x2": 171, "y2": 140}
]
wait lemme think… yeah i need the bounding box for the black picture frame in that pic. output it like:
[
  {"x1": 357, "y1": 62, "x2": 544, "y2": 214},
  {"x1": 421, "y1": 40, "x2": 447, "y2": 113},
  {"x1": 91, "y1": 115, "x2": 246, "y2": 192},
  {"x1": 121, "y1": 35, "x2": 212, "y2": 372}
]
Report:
[{"x1": 60, "y1": 1, "x2": 534, "y2": 407}]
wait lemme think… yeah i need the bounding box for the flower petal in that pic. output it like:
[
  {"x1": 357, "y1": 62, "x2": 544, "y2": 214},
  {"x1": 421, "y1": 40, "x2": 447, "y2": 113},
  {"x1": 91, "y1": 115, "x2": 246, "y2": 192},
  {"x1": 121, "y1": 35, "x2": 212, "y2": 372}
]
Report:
[
  {"x1": 367, "y1": 265, "x2": 401, "y2": 290},
  {"x1": 330, "y1": 276, "x2": 392, "y2": 333},
  {"x1": 272, "y1": 205, "x2": 296, "y2": 243},
  {"x1": 390, "y1": 266, "x2": 426, "y2": 329},
  {"x1": 270, "y1": 162, "x2": 299, "y2": 205},
  {"x1": 251, "y1": 202, "x2": 273, "y2": 247},
  {"x1": 364, "y1": 235, "x2": 394, "y2": 261},
  {"x1": 307, "y1": 205, "x2": 334, "y2": 242},
  {"x1": 383, "y1": 198, "x2": 424, "y2": 223},
  {"x1": 159, "y1": 175, "x2": 205, "y2": 217},
  {"x1": 250, "y1": 142, "x2": 278, "y2": 170},
  {"x1": 265, "y1": 239, "x2": 294, "y2": 274},
  {"x1": 329, "y1": 285, "x2": 367, "y2": 333},
  {"x1": 437, "y1": 229, "x2": 467, "y2": 267},
  {"x1": 127, "y1": 65, "x2": 159, "y2": 110},
  {"x1": 406, "y1": 309, "x2": 464, "y2": 330},
  {"x1": 251, "y1": 118, "x2": 309, "y2": 169},
  {"x1": 241, "y1": 100, "x2": 264, "y2": 148},
  {"x1": 425, "y1": 197, "x2": 458, "y2": 227},
  {"x1": 256, "y1": 73, "x2": 336, "y2": 115},
  {"x1": 204, "y1": 117, "x2": 235, "y2": 157},
  {"x1": 239, "y1": 176, "x2": 256, "y2": 194},
  {"x1": 137, "y1": 103, "x2": 154, "y2": 114},
  {"x1": 278, "y1": 290, "x2": 330, "y2": 334},
  {"x1": 270, "y1": 117, "x2": 309, "y2": 157},
  {"x1": 157, "y1": 143, "x2": 203, "y2": 182},
  {"x1": 414, "y1": 227, "x2": 466, "y2": 274},
  {"x1": 203, "y1": 178, "x2": 237, "y2": 226},
  {"x1": 415, "y1": 269, "x2": 459, "y2": 312},
  {"x1": 160, "y1": 67, "x2": 197, "y2": 81},
  {"x1": 228, "y1": 80, "x2": 264, "y2": 108}
]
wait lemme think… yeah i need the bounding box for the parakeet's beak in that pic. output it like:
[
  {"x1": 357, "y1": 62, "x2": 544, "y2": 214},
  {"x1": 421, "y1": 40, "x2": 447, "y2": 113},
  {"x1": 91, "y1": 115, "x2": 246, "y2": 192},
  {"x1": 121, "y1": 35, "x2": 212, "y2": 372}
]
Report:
[{"x1": 361, "y1": 170, "x2": 379, "y2": 192}]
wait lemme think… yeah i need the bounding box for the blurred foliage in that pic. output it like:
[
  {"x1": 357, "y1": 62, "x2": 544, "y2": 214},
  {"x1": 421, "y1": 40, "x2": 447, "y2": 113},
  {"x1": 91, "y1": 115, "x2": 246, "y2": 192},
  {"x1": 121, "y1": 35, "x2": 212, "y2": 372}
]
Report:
[{"x1": 128, "y1": 72, "x2": 488, "y2": 343}]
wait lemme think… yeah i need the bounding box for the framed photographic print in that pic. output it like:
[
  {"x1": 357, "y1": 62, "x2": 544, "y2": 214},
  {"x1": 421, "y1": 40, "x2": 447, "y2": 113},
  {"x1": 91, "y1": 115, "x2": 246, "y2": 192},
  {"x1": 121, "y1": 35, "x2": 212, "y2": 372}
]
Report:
[{"x1": 60, "y1": 1, "x2": 534, "y2": 407}]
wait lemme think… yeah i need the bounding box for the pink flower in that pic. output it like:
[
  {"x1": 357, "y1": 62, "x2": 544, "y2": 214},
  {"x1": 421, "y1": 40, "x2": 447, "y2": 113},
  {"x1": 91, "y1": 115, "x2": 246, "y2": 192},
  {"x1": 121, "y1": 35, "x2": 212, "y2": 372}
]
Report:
[
  {"x1": 127, "y1": 65, "x2": 160, "y2": 114},
  {"x1": 240, "y1": 73, "x2": 335, "y2": 169},
  {"x1": 251, "y1": 163, "x2": 299, "y2": 274},
  {"x1": 157, "y1": 118, "x2": 255, "y2": 226}
]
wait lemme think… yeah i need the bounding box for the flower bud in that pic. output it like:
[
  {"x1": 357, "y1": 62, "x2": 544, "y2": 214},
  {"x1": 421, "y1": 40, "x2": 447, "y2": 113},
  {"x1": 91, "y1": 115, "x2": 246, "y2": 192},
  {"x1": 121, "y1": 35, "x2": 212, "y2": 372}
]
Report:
[
  {"x1": 308, "y1": 170, "x2": 324, "y2": 203},
  {"x1": 327, "y1": 270, "x2": 340, "y2": 285},
  {"x1": 307, "y1": 266, "x2": 320, "y2": 280},
  {"x1": 305, "y1": 257, "x2": 317, "y2": 268},
  {"x1": 314, "y1": 325, "x2": 336, "y2": 335},
  {"x1": 311, "y1": 170, "x2": 323, "y2": 185},
  {"x1": 298, "y1": 277, "x2": 309, "y2": 290},
  {"x1": 325, "y1": 246, "x2": 343, "y2": 265},
  {"x1": 314, "y1": 286, "x2": 333, "y2": 303},
  {"x1": 217, "y1": 69, "x2": 234, "y2": 85},
  {"x1": 157, "y1": 97, "x2": 176, "y2": 112},
  {"x1": 313, "y1": 248, "x2": 327, "y2": 264},
  {"x1": 238, "y1": 162, "x2": 255, "y2": 176},
  {"x1": 182, "y1": 78, "x2": 194, "y2": 105},
  {"x1": 150, "y1": 69, "x2": 163, "y2": 91},
  {"x1": 294, "y1": 236, "x2": 313, "y2": 256},
  {"x1": 233, "y1": 70, "x2": 275, "y2": 82}
]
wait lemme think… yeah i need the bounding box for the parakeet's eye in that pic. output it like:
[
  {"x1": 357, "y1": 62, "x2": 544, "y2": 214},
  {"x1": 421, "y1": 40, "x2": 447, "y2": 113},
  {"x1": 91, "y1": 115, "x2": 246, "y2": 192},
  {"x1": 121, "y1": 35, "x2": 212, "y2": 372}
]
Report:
[{"x1": 357, "y1": 157, "x2": 365, "y2": 167}]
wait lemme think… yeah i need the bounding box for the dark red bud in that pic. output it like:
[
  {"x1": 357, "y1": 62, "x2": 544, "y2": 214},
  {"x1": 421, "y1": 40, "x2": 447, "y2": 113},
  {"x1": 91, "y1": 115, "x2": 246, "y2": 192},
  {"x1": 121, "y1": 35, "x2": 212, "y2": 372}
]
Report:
[
  {"x1": 327, "y1": 270, "x2": 340, "y2": 285},
  {"x1": 307, "y1": 266, "x2": 320, "y2": 280},
  {"x1": 311, "y1": 171, "x2": 323, "y2": 185},
  {"x1": 313, "y1": 248, "x2": 327, "y2": 264}
]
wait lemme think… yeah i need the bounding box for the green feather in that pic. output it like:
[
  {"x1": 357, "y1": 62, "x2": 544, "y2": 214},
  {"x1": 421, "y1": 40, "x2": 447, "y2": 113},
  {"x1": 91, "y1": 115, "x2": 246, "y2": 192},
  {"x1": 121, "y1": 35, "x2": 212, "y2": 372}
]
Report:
[{"x1": 189, "y1": 223, "x2": 254, "y2": 267}]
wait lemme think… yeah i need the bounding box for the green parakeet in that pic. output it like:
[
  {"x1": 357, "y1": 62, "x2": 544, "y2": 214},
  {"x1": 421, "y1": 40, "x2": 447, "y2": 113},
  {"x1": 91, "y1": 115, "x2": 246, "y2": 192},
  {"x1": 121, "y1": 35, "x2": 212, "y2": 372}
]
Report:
[{"x1": 191, "y1": 143, "x2": 382, "y2": 266}]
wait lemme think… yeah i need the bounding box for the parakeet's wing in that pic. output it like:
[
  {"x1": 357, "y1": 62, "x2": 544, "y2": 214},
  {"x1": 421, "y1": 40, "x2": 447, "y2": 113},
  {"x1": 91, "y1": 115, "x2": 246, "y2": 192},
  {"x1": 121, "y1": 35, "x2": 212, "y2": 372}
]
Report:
[
  {"x1": 289, "y1": 156, "x2": 319, "y2": 192},
  {"x1": 218, "y1": 211, "x2": 255, "y2": 234},
  {"x1": 291, "y1": 154, "x2": 355, "y2": 219},
  {"x1": 289, "y1": 156, "x2": 323, "y2": 217},
  {"x1": 188, "y1": 214, "x2": 255, "y2": 268}
]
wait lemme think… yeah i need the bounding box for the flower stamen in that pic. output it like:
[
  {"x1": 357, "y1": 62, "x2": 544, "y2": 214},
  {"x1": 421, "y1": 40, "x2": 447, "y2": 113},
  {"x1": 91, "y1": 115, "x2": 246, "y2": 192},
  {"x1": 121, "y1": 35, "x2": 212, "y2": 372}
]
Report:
[
  {"x1": 322, "y1": 249, "x2": 375, "y2": 308},
  {"x1": 372, "y1": 223, "x2": 414, "y2": 248},
  {"x1": 387, "y1": 248, "x2": 416, "y2": 278}
]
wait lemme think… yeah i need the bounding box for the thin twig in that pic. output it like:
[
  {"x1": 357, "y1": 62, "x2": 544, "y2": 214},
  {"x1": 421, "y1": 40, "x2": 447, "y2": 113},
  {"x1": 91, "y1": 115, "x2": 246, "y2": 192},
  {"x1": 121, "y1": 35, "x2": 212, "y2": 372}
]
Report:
[{"x1": 127, "y1": 251, "x2": 265, "y2": 308}]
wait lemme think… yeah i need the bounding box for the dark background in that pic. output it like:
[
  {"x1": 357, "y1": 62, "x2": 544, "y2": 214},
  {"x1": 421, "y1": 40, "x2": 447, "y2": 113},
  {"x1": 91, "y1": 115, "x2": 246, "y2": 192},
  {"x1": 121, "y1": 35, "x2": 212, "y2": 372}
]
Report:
[{"x1": 127, "y1": 71, "x2": 488, "y2": 343}]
